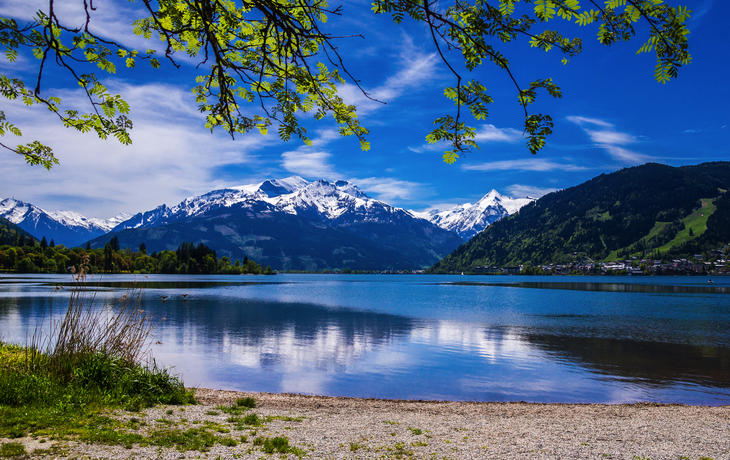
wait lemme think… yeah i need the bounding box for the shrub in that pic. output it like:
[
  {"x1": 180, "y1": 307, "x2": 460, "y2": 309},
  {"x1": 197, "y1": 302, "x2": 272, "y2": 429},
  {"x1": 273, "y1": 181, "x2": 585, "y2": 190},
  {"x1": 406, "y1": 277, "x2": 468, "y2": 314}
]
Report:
[
  {"x1": 0, "y1": 280, "x2": 195, "y2": 414},
  {"x1": 235, "y1": 396, "x2": 256, "y2": 408}
]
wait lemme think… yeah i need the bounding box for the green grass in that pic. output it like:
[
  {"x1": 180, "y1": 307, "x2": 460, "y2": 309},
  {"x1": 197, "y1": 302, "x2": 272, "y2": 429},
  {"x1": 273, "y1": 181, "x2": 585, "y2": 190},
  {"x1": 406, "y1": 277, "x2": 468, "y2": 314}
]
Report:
[
  {"x1": 253, "y1": 436, "x2": 304, "y2": 456},
  {"x1": 0, "y1": 442, "x2": 26, "y2": 457},
  {"x1": 235, "y1": 396, "x2": 256, "y2": 408},
  {"x1": 0, "y1": 286, "x2": 308, "y2": 457},
  {"x1": 0, "y1": 343, "x2": 194, "y2": 413},
  {"x1": 0, "y1": 283, "x2": 196, "y2": 446},
  {"x1": 603, "y1": 198, "x2": 719, "y2": 261},
  {"x1": 350, "y1": 442, "x2": 363, "y2": 451},
  {"x1": 656, "y1": 198, "x2": 716, "y2": 252},
  {"x1": 645, "y1": 221, "x2": 671, "y2": 241}
]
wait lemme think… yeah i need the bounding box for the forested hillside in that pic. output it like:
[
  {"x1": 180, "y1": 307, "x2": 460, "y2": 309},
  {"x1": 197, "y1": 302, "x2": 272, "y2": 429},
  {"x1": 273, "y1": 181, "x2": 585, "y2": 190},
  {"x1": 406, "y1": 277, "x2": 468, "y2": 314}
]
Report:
[
  {"x1": 0, "y1": 216, "x2": 37, "y2": 246},
  {"x1": 430, "y1": 162, "x2": 730, "y2": 273}
]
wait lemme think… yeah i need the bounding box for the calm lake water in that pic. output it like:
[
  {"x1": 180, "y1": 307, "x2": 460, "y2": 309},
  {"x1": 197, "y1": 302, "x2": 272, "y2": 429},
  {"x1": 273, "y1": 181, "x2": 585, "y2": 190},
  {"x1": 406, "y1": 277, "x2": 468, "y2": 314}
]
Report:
[{"x1": 1, "y1": 273, "x2": 729, "y2": 405}]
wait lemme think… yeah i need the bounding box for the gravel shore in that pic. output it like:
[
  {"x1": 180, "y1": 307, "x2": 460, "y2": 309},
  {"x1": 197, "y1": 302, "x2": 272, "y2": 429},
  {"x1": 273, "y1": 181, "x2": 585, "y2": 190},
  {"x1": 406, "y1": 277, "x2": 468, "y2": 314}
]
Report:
[{"x1": 3, "y1": 389, "x2": 729, "y2": 459}]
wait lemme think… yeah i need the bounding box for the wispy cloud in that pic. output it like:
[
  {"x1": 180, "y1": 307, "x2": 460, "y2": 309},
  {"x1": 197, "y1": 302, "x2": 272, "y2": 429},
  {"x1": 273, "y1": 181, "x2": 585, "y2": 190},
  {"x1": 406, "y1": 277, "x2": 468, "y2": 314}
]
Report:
[
  {"x1": 567, "y1": 115, "x2": 651, "y2": 164},
  {"x1": 279, "y1": 129, "x2": 343, "y2": 179},
  {"x1": 602, "y1": 145, "x2": 649, "y2": 164},
  {"x1": 0, "y1": 82, "x2": 275, "y2": 217},
  {"x1": 462, "y1": 159, "x2": 587, "y2": 172},
  {"x1": 473, "y1": 125, "x2": 523, "y2": 143},
  {"x1": 584, "y1": 130, "x2": 635, "y2": 145},
  {"x1": 409, "y1": 124, "x2": 522, "y2": 153},
  {"x1": 0, "y1": 1, "x2": 154, "y2": 54},
  {"x1": 349, "y1": 177, "x2": 425, "y2": 202},
  {"x1": 338, "y1": 34, "x2": 440, "y2": 115},
  {"x1": 688, "y1": 0, "x2": 716, "y2": 28},
  {"x1": 566, "y1": 116, "x2": 614, "y2": 128},
  {"x1": 506, "y1": 184, "x2": 557, "y2": 198},
  {"x1": 281, "y1": 149, "x2": 337, "y2": 179}
]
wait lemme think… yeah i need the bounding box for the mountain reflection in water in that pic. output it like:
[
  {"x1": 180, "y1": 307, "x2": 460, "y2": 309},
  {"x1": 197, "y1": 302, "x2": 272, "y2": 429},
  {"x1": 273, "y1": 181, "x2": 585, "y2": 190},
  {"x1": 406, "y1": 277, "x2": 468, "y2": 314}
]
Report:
[{"x1": 1, "y1": 274, "x2": 729, "y2": 404}]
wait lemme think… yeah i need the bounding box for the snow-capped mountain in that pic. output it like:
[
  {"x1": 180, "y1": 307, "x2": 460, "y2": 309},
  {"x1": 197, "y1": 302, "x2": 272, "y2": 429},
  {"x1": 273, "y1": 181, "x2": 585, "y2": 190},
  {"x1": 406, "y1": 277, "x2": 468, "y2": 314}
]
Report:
[
  {"x1": 0, "y1": 198, "x2": 130, "y2": 247},
  {"x1": 100, "y1": 177, "x2": 465, "y2": 271},
  {"x1": 113, "y1": 177, "x2": 411, "y2": 231},
  {"x1": 410, "y1": 190, "x2": 535, "y2": 240}
]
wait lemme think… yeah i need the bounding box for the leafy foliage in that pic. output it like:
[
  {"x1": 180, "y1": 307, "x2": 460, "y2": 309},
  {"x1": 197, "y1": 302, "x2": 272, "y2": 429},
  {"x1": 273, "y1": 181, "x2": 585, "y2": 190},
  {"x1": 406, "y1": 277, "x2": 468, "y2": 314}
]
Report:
[
  {"x1": 372, "y1": 0, "x2": 690, "y2": 160},
  {"x1": 430, "y1": 162, "x2": 730, "y2": 272},
  {"x1": 1, "y1": 0, "x2": 692, "y2": 166}
]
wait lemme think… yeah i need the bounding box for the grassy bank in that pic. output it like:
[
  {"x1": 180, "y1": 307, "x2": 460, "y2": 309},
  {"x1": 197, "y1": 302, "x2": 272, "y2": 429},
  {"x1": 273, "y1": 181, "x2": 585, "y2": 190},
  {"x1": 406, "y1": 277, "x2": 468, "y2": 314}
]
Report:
[{"x1": 0, "y1": 277, "x2": 197, "y2": 457}]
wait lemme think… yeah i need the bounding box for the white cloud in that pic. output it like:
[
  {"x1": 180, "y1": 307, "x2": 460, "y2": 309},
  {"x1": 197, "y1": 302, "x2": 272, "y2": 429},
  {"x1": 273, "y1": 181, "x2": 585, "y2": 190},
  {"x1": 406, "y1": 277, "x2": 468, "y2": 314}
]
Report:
[
  {"x1": 585, "y1": 130, "x2": 636, "y2": 145},
  {"x1": 338, "y1": 34, "x2": 441, "y2": 115},
  {"x1": 0, "y1": 1, "x2": 154, "y2": 54},
  {"x1": 348, "y1": 177, "x2": 425, "y2": 202},
  {"x1": 0, "y1": 81, "x2": 276, "y2": 217},
  {"x1": 602, "y1": 145, "x2": 651, "y2": 164},
  {"x1": 279, "y1": 129, "x2": 345, "y2": 179},
  {"x1": 281, "y1": 149, "x2": 337, "y2": 179},
  {"x1": 506, "y1": 184, "x2": 557, "y2": 198},
  {"x1": 409, "y1": 124, "x2": 523, "y2": 153},
  {"x1": 461, "y1": 159, "x2": 587, "y2": 172},
  {"x1": 473, "y1": 125, "x2": 523, "y2": 143},
  {"x1": 568, "y1": 115, "x2": 651, "y2": 165},
  {"x1": 566, "y1": 116, "x2": 614, "y2": 128}
]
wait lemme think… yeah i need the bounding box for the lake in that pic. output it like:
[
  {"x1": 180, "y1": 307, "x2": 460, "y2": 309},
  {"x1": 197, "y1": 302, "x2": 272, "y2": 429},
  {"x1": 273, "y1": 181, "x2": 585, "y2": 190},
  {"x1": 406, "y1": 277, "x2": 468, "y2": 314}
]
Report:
[{"x1": 1, "y1": 273, "x2": 729, "y2": 405}]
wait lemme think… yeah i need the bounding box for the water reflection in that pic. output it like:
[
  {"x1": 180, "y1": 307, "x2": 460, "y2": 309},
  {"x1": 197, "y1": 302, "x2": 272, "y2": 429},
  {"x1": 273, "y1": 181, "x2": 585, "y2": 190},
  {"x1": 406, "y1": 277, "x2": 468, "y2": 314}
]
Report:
[
  {"x1": 520, "y1": 333, "x2": 730, "y2": 388},
  {"x1": 1, "y1": 274, "x2": 729, "y2": 404},
  {"x1": 446, "y1": 280, "x2": 730, "y2": 294}
]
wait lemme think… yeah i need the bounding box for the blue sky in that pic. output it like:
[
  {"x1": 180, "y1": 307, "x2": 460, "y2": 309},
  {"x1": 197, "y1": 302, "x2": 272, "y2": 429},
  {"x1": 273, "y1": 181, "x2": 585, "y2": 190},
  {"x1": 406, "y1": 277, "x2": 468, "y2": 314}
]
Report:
[{"x1": 0, "y1": 0, "x2": 727, "y2": 218}]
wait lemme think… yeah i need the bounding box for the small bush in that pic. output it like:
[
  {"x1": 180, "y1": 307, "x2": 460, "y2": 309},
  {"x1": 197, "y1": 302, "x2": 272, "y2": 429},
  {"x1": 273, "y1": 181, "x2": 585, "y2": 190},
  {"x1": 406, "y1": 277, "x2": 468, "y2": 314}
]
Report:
[
  {"x1": 0, "y1": 442, "x2": 26, "y2": 457},
  {"x1": 255, "y1": 436, "x2": 292, "y2": 454},
  {"x1": 220, "y1": 437, "x2": 238, "y2": 447},
  {"x1": 242, "y1": 413, "x2": 262, "y2": 426},
  {"x1": 235, "y1": 396, "x2": 256, "y2": 408}
]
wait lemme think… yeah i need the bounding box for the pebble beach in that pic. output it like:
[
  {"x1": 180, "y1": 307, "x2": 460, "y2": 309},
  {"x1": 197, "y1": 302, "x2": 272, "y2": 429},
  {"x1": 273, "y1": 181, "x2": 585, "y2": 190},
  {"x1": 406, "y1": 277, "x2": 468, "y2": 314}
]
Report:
[{"x1": 4, "y1": 389, "x2": 728, "y2": 459}]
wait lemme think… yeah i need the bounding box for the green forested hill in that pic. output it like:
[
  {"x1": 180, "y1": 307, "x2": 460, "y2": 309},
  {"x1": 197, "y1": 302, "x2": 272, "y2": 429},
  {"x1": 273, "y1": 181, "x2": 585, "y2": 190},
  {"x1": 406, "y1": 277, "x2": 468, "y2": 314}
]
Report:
[
  {"x1": 430, "y1": 162, "x2": 730, "y2": 272},
  {"x1": 0, "y1": 216, "x2": 37, "y2": 246}
]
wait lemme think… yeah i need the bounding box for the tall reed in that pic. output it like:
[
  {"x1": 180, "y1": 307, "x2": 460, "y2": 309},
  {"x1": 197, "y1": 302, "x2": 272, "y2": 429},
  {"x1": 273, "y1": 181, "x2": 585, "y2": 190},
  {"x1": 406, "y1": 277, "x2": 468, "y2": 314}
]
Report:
[
  {"x1": 47, "y1": 285, "x2": 154, "y2": 381},
  {"x1": 28, "y1": 254, "x2": 155, "y2": 381},
  {"x1": 3, "y1": 260, "x2": 194, "y2": 409}
]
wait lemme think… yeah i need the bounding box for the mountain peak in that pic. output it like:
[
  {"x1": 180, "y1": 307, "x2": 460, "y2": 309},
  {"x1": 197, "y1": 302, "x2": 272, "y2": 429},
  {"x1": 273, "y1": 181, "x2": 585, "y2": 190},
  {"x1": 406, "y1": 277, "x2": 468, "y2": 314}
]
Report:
[
  {"x1": 231, "y1": 176, "x2": 309, "y2": 197},
  {"x1": 0, "y1": 198, "x2": 129, "y2": 246},
  {"x1": 412, "y1": 189, "x2": 535, "y2": 240}
]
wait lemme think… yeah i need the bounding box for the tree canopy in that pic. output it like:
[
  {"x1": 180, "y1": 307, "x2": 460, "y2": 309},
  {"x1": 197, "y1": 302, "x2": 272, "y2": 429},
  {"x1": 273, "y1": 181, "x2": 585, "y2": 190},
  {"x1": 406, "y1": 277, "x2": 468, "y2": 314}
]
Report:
[{"x1": 0, "y1": 0, "x2": 692, "y2": 168}]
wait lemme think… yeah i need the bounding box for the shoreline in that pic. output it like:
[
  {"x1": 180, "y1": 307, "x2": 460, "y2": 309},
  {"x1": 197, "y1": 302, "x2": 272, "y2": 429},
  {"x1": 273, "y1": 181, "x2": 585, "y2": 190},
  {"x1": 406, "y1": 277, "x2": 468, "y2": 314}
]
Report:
[
  {"x1": 194, "y1": 388, "x2": 730, "y2": 408},
  {"x1": 5, "y1": 388, "x2": 727, "y2": 459}
]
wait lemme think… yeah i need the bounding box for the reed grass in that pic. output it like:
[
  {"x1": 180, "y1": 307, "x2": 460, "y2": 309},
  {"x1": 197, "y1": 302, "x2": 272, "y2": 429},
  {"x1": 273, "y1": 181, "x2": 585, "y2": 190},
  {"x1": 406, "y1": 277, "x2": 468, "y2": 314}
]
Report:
[
  {"x1": 33, "y1": 285, "x2": 154, "y2": 383},
  {"x1": 0, "y1": 271, "x2": 195, "y2": 440}
]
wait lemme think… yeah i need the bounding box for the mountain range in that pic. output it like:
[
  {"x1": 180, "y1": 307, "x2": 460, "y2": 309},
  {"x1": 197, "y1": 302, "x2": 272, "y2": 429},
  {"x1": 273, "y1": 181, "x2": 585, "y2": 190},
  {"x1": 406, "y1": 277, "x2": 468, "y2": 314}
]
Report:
[
  {"x1": 1, "y1": 177, "x2": 534, "y2": 270},
  {"x1": 90, "y1": 177, "x2": 466, "y2": 270},
  {"x1": 430, "y1": 162, "x2": 730, "y2": 273},
  {"x1": 0, "y1": 198, "x2": 130, "y2": 248}
]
